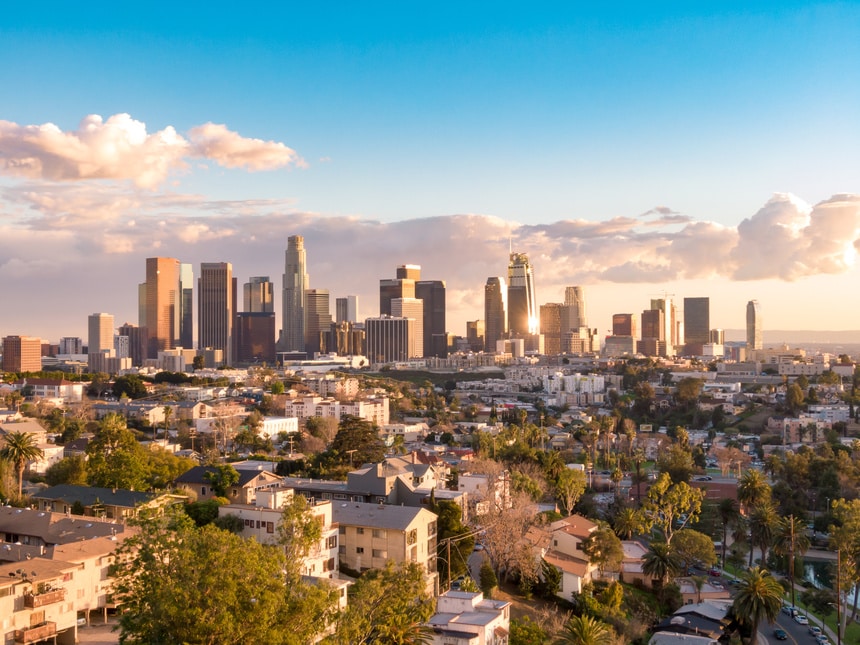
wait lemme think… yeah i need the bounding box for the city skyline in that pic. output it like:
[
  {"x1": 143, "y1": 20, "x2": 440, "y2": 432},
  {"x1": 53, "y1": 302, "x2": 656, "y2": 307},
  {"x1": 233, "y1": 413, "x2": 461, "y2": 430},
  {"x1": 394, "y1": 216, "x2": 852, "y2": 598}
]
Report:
[{"x1": 1, "y1": 5, "x2": 859, "y2": 341}]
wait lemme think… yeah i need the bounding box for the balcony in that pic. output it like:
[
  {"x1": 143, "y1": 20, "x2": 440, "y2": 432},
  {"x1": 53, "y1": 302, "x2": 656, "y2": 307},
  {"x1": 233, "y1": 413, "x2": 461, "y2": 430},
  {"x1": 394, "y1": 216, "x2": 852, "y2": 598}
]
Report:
[
  {"x1": 24, "y1": 588, "x2": 66, "y2": 608},
  {"x1": 14, "y1": 622, "x2": 57, "y2": 644}
]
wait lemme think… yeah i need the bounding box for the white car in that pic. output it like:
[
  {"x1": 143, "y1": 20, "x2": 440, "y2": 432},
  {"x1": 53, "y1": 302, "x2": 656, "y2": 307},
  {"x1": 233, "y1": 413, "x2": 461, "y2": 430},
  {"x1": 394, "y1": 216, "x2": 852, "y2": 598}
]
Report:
[{"x1": 794, "y1": 614, "x2": 809, "y2": 625}]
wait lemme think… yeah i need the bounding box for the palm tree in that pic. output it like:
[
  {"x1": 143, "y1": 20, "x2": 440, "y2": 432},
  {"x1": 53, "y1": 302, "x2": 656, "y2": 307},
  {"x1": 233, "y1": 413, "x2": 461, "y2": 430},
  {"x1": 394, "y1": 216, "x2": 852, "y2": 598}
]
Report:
[
  {"x1": 642, "y1": 540, "x2": 681, "y2": 587},
  {"x1": 613, "y1": 507, "x2": 645, "y2": 540},
  {"x1": 718, "y1": 498, "x2": 741, "y2": 568},
  {"x1": 554, "y1": 614, "x2": 615, "y2": 645},
  {"x1": 748, "y1": 501, "x2": 779, "y2": 568},
  {"x1": 738, "y1": 469, "x2": 771, "y2": 514},
  {"x1": 0, "y1": 431, "x2": 44, "y2": 498},
  {"x1": 772, "y1": 514, "x2": 810, "y2": 610},
  {"x1": 731, "y1": 567, "x2": 783, "y2": 645}
]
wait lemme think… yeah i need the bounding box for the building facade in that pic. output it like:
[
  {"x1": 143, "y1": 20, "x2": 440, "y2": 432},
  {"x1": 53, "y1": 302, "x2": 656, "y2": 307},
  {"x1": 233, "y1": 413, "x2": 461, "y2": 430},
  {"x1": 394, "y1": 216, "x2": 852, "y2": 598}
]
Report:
[
  {"x1": 483, "y1": 277, "x2": 507, "y2": 353},
  {"x1": 281, "y1": 235, "x2": 309, "y2": 352},
  {"x1": 2, "y1": 336, "x2": 42, "y2": 372},
  {"x1": 198, "y1": 262, "x2": 236, "y2": 365},
  {"x1": 142, "y1": 257, "x2": 181, "y2": 359},
  {"x1": 746, "y1": 299, "x2": 762, "y2": 350},
  {"x1": 506, "y1": 252, "x2": 537, "y2": 337}
]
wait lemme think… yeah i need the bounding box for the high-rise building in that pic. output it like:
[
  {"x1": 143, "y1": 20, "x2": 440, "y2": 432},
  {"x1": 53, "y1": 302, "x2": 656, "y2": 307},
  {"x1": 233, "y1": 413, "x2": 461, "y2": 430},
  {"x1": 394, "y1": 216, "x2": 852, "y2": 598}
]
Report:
[
  {"x1": 484, "y1": 277, "x2": 507, "y2": 352},
  {"x1": 304, "y1": 288, "x2": 332, "y2": 355},
  {"x1": 746, "y1": 300, "x2": 762, "y2": 350},
  {"x1": 650, "y1": 298, "x2": 677, "y2": 354},
  {"x1": 322, "y1": 321, "x2": 365, "y2": 356},
  {"x1": 281, "y1": 235, "x2": 308, "y2": 352},
  {"x1": 415, "y1": 280, "x2": 447, "y2": 358},
  {"x1": 683, "y1": 297, "x2": 710, "y2": 354},
  {"x1": 709, "y1": 329, "x2": 725, "y2": 344},
  {"x1": 365, "y1": 316, "x2": 415, "y2": 363},
  {"x1": 612, "y1": 314, "x2": 637, "y2": 338},
  {"x1": 88, "y1": 313, "x2": 115, "y2": 372},
  {"x1": 507, "y1": 252, "x2": 538, "y2": 337},
  {"x1": 640, "y1": 309, "x2": 666, "y2": 357},
  {"x1": 391, "y1": 297, "x2": 424, "y2": 358},
  {"x1": 234, "y1": 312, "x2": 276, "y2": 364},
  {"x1": 380, "y1": 265, "x2": 419, "y2": 316},
  {"x1": 118, "y1": 323, "x2": 145, "y2": 367},
  {"x1": 59, "y1": 337, "x2": 83, "y2": 355},
  {"x1": 142, "y1": 257, "x2": 182, "y2": 359},
  {"x1": 198, "y1": 262, "x2": 236, "y2": 366},
  {"x1": 244, "y1": 276, "x2": 274, "y2": 313},
  {"x1": 565, "y1": 286, "x2": 587, "y2": 329},
  {"x1": 336, "y1": 296, "x2": 358, "y2": 324},
  {"x1": 2, "y1": 336, "x2": 42, "y2": 372},
  {"x1": 466, "y1": 320, "x2": 485, "y2": 353},
  {"x1": 179, "y1": 263, "x2": 194, "y2": 349},
  {"x1": 540, "y1": 303, "x2": 565, "y2": 356}
]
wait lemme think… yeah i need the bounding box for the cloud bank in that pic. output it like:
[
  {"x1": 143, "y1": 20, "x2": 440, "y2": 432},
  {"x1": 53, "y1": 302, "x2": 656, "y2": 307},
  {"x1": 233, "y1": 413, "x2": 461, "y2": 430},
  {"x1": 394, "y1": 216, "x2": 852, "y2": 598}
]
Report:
[{"x1": 0, "y1": 114, "x2": 303, "y2": 188}]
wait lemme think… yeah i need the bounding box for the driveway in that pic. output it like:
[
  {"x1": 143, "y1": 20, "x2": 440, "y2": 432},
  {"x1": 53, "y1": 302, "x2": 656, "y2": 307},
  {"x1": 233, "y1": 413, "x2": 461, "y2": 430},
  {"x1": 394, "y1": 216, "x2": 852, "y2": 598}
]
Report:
[{"x1": 76, "y1": 619, "x2": 120, "y2": 645}]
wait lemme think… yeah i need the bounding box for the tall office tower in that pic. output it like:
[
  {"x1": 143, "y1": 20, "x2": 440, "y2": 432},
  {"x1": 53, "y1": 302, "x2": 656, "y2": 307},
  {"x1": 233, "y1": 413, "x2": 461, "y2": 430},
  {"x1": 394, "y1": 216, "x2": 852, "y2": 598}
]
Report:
[
  {"x1": 380, "y1": 265, "x2": 419, "y2": 316},
  {"x1": 336, "y1": 295, "x2": 358, "y2": 324},
  {"x1": 322, "y1": 321, "x2": 365, "y2": 356},
  {"x1": 683, "y1": 297, "x2": 710, "y2": 354},
  {"x1": 179, "y1": 263, "x2": 194, "y2": 349},
  {"x1": 198, "y1": 262, "x2": 236, "y2": 366},
  {"x1": 415, "y1": 280, "x2": 447, "y2": 357},
  {"x1": 564, "y1": 286, "x2": 587, "y2": 329},
  {"x1": 507, "y1": 252, "x2": 538, "y2": 337},
  {"x1": 59, "y1": 337, "x2": 83, "y2": 354},
  {"x1": 143, "y1": 257, "x2": 181, "y2": 359},
  {"x1": 746, "y1": 300, "x2": 762, "y2": 350},
  {"x1": 1, "y1": 336, "x2": 42, "y2": 372},
  {"x1": 114, "y1": 335, "x2": 130, "y2": 359},
  {"x1": 612, "y1": 313, "x2": 637, "y2": 338},
  {"x1": 484, "y1": 277, "x2": 508, "y2": 352},
  {"x1": 466, "y1": 320, "x2": 485, "y2": 352},
  {"x1": 304, "y1": 288, "x2": 332, "y2": 355},
  {"x1": 365, "y1": 316, "x2": 415, "y2": 363},
  {"x1": 640, "y1": 309, "x2": 666, "y2": 357},
  {"x1": 391, "y1": 297, "x2": 424, "y2": 358},
  {"x1": 244, "y1": 276, "x2": 274, "y2": 313},
  {"x1": 540, "y1": 303, "x2": 565, "y2": 356},
  {"x1": 650, "y1": 298, "x2": 676, "y2": 353},
  {"x1": 281, "y1": 235, "x2": 309, "y2": 352},
  {"x1": 234, "y1": 313, "x2": 276, "y2": 364},
  {"x1": 88, "y1": 313, "x2": 115, "y2": 371},
  {"x1": 709, "y1": 329, "x2": 725, "y2": 344},
  {"x1": 118, "y1": 323, "x2": 145, "y2": 367}
]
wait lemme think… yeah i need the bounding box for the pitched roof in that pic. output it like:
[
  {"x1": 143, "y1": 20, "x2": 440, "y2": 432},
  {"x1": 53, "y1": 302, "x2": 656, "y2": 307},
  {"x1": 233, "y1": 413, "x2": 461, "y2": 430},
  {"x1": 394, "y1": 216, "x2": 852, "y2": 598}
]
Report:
[
  {"x1": 332, "y1": 501, "x2": 435, "y2": 531},
  {"x1": 31, "y1": 485, "x2": 158, "y2": 509},
  {"x1": 543, "y1": 549, "x2": 590, "y2": 577},
  {"x1": 174, "y1": 465, "x2": 281, "y2": 487}
]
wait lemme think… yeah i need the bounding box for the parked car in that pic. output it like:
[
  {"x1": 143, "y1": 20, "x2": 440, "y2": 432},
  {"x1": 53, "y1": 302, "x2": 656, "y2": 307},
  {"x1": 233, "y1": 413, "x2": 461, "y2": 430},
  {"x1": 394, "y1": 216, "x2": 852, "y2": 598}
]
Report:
[
  {"x1": 794, "y1": 614, "x2": 809, "y2": 625},
  {"x1": 809, "y1": 626, "x2": 821, "y2": 636},
  {"x1": 695, "y1": 476, "x2": 712, "y2": 481},
  {"x1": 708, "y1": 568, "x2": 721, "y2": 577},
  {"x1": 814, "y1": 636, "x2": 830, "y2": 645},
  {"x1": 781, "y1": 605, "x2": 796, "y2": 615},
  {"x1": 772, "y1": 628, "x2": 788, "y2": 640}
]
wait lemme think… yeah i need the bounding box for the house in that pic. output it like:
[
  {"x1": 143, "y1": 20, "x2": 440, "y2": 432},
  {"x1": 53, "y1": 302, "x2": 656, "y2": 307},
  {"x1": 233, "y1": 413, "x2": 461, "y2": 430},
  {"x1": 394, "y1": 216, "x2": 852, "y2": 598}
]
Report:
[
  {"x1": 11, "y1": 377, "x2": 85, "y2": 403},
  {"x1": 458, "y1": 471, "x2": 511, "y2": 514},
  {"x1": 219, "y1": 486, "x2": 340, "y2": 579},
  {"x1": 651, "y1": 600, "x2": 732, "y2": 643},
  {"x1": 31, "y1": 485, "x2": 184, "y2": 520},
  {"x1": 619, "y1": 540, "x2": 648, "y2": 586},
  {"x1": 0, "y1": 419, "x2": 48, "y2": 443},
  {"x1": 28, "y1": 442, "x2": 65, "y2": 475},
  {"x1": 332, "y1": 501, "x2": 438, "y2": 588},
  {"x1": 425, "y1": 590, "x2": 511, "y2": 645},
  {"x1": 675, "y1": 577, "x2": 731, "y2": 604},
  {"x1": 529, "y1": 514, "x2": 598, "y2": 601},
  {"x1": 173, "y1": 466, "x2": 282, "y2": 504}
]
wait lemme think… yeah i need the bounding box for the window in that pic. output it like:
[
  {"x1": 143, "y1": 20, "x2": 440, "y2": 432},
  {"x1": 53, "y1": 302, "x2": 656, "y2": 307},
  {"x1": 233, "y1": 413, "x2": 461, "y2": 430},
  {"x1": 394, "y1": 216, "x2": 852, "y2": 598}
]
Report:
[
  {"x1": 406, "y1": 529, "x2": 417, "y2": 545},
  {"x1": 201, "y1": 486, "x2": 207, "y2": 495},
  {"x1": 339, "y1": 526, "x2": 346, "y2": 534},
  {"x1": 356, "y1": 547, "x2": 364, "y2": 554},
  {"x1": 327, "y1": 536, "x2": 337, "y2": 549},
  {"x1": 372, "y1": 549, "x2": 387, "y2": 559},
  {"x1": 338, "y1": 545, "x2": 346, "y2": 555},
  {"x1": 372, "y1": 529, "x2": 386, "y2": 539},
  {"x1": 428, "y1": 521, "x2": 437, "y2": 537},
  {"x1": 266, "y1": 522, "x2": 274, "y2": 534},
  {"x1": 356, "y1": 527, "x2": 365, "y2": 535}
]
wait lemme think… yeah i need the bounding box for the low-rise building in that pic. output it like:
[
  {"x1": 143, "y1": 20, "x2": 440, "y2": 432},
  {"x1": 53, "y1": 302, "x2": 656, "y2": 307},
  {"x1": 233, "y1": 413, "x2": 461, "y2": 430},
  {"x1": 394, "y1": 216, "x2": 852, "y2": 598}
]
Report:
[
  {"x1": 173, "y1": 466, "x2": 282, "y2": 504},
  {"x1": 31, "y1": 485, "x2": 184, "y2": 520},
  {"x1": 426, "y1": 590, "x2": 511, "y2": 645}
]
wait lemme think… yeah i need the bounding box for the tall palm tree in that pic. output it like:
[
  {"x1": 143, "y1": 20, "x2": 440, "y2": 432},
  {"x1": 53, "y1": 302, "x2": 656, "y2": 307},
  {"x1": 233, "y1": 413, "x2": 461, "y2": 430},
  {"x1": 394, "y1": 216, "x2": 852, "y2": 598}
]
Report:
[
  {"x1": 642, "y1": 540, "x2": 681, "y2": 587},
  {"x1": 613, "y1": 507, "x2": 645, "y2": 540},
  {"x1": 772, "y1": 514, "x2": 810, "y2": 610},
  {"x1": 718, "y1": 498, "x2": 741, "y2": 567},
  {"x1": 748, "y1": 501, "x2": 779, "y2": 568},
  {"x1": 731, "y1": 567, "x2": 783, "y2": 645},
  {"x1": 738, "y1": 469, "x2": 771, "y2": 514},
  {"x1": 554, "y1": 614, "x2": 615, "y2": 645},
  {"x1": 0, "y1": 431, "x2": 44, "y2": 498}
]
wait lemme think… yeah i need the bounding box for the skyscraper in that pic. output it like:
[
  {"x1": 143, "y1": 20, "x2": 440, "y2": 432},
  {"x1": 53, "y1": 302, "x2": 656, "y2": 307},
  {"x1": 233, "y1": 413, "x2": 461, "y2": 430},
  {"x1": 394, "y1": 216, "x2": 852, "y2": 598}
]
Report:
[
  {"x1": 650, "y1": 298, "x2": 677, "y2": 354},
  {"x1": 143, "y1": 257, "x2": 181, "y2": 359},
  {"x1": 507, "y1": 252, "x2": 538, "y2": 337},
  {"x1": 415, "y1": 280, "x2": 447, "y2": 357},
  {"x1": 539, "y1": 303, "x2": 565, "y2": 355},
  {"x1": 683, "y1": 297, "x2": 710, "y2": 354},
  {"x1": 466, "y1": 320, "x2": 485, "y2": 352},
  {"x1": 564, "y1": 286, "x2": 587, "y2": 329},
  {"x1": 484, "y1": 277, "x2": 508, "y2": 352},
  {"x1": 244, "y1": 276, "x2": 274, "y2": 313},
  {"x1": 365, "y1": 316, "x2": 415, "y2": 363},
  {"x1": 304, "y1": 288, "x2": 332, "y2": 355},
  {"x1": 88, "y1": 313, "x2": 115, "y2": 371},
  {"x1": 640, "y1": 309, "x2": 666, "y2": 357},
  {"x1": 391, "y1": 297, "x2": 424, "y2": 358},
  {"x1": 179, "y1": 263, "x2": 194, "y2": 349},
  {"x1": 380, "y1": 265, "x2": 419, "y2": 316},
  {"x1": 612, "y1": 313, "x2": 637, "y2": 338},
  {"x1": 198, "y1": 262, "x2": 236, "y2": 365},
  {"x1": 2, "y1": 335, "x2": 42, "y2": 372},
  {"x1": 746, "y1": 300, "x2": 762, "y2": 350},
  {"x1": 336, "y1": 296, "x2": 358, "y2": 324},
  {"x1": 281, "y1": 235, "x2": 308, "y2": 352}
]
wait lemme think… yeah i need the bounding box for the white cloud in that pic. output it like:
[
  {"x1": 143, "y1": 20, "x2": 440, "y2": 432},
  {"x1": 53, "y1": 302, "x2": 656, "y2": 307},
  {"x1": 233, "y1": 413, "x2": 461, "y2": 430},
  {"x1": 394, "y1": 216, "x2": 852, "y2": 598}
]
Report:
[{"x1": 0, "y1": 113, "x2": 303, "y2": 188}]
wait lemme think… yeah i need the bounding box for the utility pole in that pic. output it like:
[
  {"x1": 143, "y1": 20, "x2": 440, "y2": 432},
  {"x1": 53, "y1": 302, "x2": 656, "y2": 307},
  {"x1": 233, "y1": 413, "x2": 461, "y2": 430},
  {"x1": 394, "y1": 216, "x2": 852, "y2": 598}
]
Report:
[
  {"x1": 836, "y1": 547, "x2": 842, "y2": 645},
  {"x1": 788, "y1": 515, "x2": 796, "y2": 610}
]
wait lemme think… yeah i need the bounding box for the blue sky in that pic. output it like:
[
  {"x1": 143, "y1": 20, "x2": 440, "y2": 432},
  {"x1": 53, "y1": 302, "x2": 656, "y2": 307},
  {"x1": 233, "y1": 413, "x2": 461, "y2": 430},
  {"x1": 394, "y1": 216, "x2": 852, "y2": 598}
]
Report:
[{"x1": 1, "y1": 3, "x2": 859, "y2": 339}]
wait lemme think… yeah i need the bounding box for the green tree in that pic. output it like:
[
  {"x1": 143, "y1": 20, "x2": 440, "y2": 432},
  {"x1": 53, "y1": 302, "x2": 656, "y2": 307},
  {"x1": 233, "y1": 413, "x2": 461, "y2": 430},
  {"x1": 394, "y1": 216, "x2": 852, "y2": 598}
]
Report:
[
  {"x1": 671, "y1": 529, "x2": 717, "y2": 575},
  {"x1": 785, "y1": 383, "x2": 805, "y2": 414},
  {"x1": 203, "y1": 464, "x2": 240, "y2": 498},
  {"x1": 748, "y1": 500, "x2": 779, "y2": 568},
  {"x1": 479, "y1": 561, "x2": 499, "y2": 598},
  {"x1": 656, "y1": 443, "x2": 695, "y2": 484},
  {"x1": 112, "y1": 511, "x2": 338, "y2": 644},
  {"x1": 645, "y1": 472, "x2": 704, "y2": 544},
  {"x1": 333, "y1": 560, "x2": 434, "y2": 645},
  {"x1": 0, "y1": 431, "x2": 44, "y2": 498},
  {"x1": 642, "y1": 540, "x2": 682, "y2": 587},
  {"x1": 112, "y1": 374, "x2": 148, "y2": 400},
  {"x1": 731, "y1": 567, "x2": 783, "y2": 645},
  {"x1": 430, "y1": 499, "x2": 474, "y2": 587},
  {"x1": 738, "y1": 469, "x2": 771, "y2": 514},
  {"x1": 86, "y1": 414, "x2": 150, "y2": 490},
  {"x1": 329, "y1": 415, "x2": 385, "y2": 468},
  {"x1": 612, "y1": 506, "x2": 646, "y2": 539},
  {"x1": 45, "y1": 455, "x2": 89, "y2": 487},
  {"x1": 555, "y1": 467, "x2": 587, "y2": 515},
  {"x1": 717, "y1": 498, "x2": 741, "y2": 568},
  {"x1": 554, "y1": 614, "x2": 615, "y2": 645},
  {"x1": 277, "y1": 493, "x2": 324, "y2": 582},
  {"x1": 772, "y1": 514, "x2": 810, "y2": 610},
  {"x1": 510, "y1": 617, "x2": 548, "y2": 645},
  {"x1": 582, "y1": 524, "x2": 624, "y2": 576}
]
